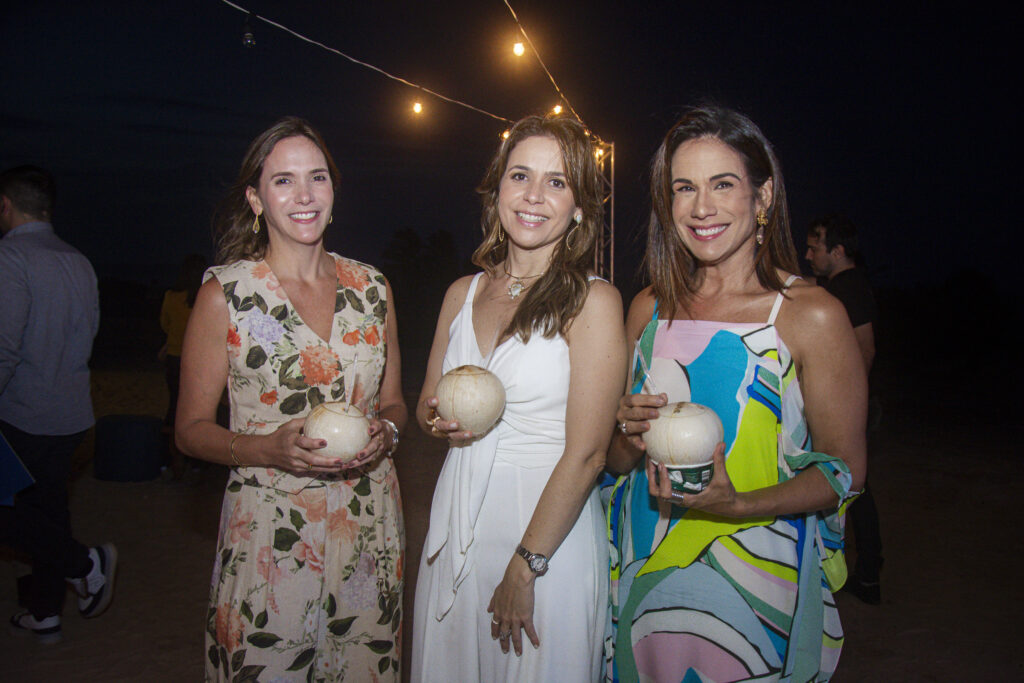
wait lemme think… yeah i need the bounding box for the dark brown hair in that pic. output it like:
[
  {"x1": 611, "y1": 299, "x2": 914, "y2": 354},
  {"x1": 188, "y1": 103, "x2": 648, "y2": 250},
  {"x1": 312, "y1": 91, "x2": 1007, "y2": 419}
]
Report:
[
  {"x1": 473, "y1": 114, "x2": 606, "y2": 341},
  {"x1": 645, "y1": 105, "x2": 798, "y2": 318},
  {"x1": 213, "y1": 117, "x2": 339, "y2": 265}
]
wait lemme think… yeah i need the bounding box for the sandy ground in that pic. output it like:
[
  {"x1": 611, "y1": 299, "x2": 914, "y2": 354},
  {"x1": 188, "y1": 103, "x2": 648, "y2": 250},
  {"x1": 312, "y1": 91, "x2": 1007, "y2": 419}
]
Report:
[{"x1": 2, "y1": 367, "x2": 1021, "y2": 681}]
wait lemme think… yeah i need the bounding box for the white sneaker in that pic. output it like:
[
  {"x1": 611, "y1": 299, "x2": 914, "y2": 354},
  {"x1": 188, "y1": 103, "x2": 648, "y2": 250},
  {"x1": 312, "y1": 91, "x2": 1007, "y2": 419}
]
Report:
[
  {"x1": 67, "y1": 543, "x2": 118, "y2": 618},
  {"x1": 10, "y1": 610, "x2": 62, "y2": 644}
]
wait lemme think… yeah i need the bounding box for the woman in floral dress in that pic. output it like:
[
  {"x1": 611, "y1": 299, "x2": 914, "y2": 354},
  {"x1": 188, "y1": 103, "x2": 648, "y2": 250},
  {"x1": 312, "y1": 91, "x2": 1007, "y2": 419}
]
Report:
[{"x1": 177, "y1": 117, "x2": 407, "y2": 682}]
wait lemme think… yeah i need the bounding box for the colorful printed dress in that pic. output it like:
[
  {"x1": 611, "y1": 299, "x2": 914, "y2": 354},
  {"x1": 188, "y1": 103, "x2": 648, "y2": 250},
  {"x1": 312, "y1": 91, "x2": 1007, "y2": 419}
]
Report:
[
  {"x1": 204, "y1": 255, "x2": 404, "y2": 682},
  {"x1": 606, "y1": 281, "x2": 854, "y2": 682}
]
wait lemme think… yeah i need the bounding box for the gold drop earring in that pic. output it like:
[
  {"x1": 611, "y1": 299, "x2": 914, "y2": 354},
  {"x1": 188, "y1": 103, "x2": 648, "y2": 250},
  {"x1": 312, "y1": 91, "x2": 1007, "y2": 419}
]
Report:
[{"x1": 252, "y1": 212, "x2": 261, "y2": 234}]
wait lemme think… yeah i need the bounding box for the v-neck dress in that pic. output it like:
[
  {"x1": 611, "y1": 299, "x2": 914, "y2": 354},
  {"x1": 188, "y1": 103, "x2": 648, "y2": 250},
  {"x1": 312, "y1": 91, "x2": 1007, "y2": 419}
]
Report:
[
  {"x1": 202, "y1": 255, "x2": 404, "y2": 682},
  {"x1": 411, "y1": 272, "x2": 608, "y2": 682},
  {"x1": 605, "y1": 280, "x2": 854, "y2": 682}
]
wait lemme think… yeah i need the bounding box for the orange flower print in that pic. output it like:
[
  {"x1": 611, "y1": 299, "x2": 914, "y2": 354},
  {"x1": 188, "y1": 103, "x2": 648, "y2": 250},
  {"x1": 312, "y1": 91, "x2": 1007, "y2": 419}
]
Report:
[
  {"x1": 227, "y1": 501, "x2": 253, "y2": 544},
  {"x1": 226, "y1": 325, "x2": 241, "y2": 357},
  {"x1": 256, "y1": 546, "x2": 283, "y2": 587},
  {"x1": 298, "y1": 344, "x2": 340, "y2": 386},
  {"x1": 327, "y1": 507, "x2": 360, "y2": 545},
  {"x1": 251, "y1": 261, "x2": 287, "y2": 299},
  {"x1": 336, "y1": 259, "x2": 370, "y2": 291},
  {"x1": 214, "y1": 603, "x2": 244, "y2": 652},
  {"x1": 260, "y1": 390, "x2": 278, "y2": 405},
  {"x1": 363, "y1": 325, "x2": 380, "y2": 346},
  {"x1": 342, "y1": 330, "x2": 360, "y2": 346},
  {"x1": 289, "y1": 489, "x2": 327, "y2": 523},
  {"x1": 294, "y1": 528, "x2": 325, "y2": 574}
]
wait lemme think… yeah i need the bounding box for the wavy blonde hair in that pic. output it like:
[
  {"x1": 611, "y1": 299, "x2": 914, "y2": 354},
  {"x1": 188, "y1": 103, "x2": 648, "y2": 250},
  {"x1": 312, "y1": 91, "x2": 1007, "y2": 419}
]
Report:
[
  {"x1": 213, "y1": 117, "x2": 340, "y2": 265},
  {"x1": 473, "y1": 114, "x2": 606, "y2": 342}
]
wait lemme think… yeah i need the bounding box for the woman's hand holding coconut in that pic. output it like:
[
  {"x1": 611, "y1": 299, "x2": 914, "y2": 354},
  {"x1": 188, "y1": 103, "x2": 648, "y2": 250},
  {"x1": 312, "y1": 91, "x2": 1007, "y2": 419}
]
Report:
[{"x1": 614, "y1": 391, "x2": 667, "y2": 451}]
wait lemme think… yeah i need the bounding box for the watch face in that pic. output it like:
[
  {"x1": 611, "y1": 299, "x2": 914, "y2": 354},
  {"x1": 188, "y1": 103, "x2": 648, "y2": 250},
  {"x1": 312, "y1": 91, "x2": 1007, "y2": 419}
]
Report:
[{"x1": 529, "y1": 555, "x2": 547, "y2": 573}]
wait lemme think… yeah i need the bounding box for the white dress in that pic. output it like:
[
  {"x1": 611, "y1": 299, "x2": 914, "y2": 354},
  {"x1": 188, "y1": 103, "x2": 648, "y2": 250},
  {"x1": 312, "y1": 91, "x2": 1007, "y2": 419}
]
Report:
[{"x1": 411, "y1": 273, "x2": 608, "y2": 682}]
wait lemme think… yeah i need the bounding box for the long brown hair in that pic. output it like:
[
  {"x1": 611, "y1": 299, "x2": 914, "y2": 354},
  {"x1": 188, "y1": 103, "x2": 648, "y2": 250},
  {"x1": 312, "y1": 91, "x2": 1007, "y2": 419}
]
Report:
[
  {"x1": 473, "y1": 114, "x2": 606, "y2": 341},
  {"x1": 213, "y1": 117, "x2": 340, "y2": 265},
  {"x1": 645, "y1": 105, "x2": 798, "y2": 319}
]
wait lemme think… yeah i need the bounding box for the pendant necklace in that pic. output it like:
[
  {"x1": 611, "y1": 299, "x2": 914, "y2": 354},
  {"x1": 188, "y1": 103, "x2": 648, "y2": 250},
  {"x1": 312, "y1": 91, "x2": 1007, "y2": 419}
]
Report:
[{"x1": 503, "y1": 261, "x2": 545, "y2": 300}]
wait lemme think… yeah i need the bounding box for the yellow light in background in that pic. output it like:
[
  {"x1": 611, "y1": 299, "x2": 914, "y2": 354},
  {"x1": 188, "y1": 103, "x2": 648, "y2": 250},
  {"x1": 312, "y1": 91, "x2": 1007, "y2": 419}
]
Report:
[
  {"x1": 595, "y1": 147, "x2": 605, "y2": 159},
  {"x1": 552, "y1": 104, "x2": 563, "y2": 115},
  {"x1": 501, "y1": 130, "x2": 511, "y2": 140},
  {"x1": 412, "y1": 102, "x2": 423, "y2": 114},
  {"x1": 513, "y1": 42, "x2": 525, "y2": 56}
]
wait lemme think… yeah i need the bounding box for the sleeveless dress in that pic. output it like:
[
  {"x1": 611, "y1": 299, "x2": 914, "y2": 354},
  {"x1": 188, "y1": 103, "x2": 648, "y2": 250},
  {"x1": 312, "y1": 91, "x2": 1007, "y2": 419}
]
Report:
[
  {"x1": 203, "y1": 255, "x2": 404, "y2": 682},
  {"x1": 411, "y1": 272, "x2": 608, "y2": 682},
  {"x1": 606, "y1": 280, "x2": 854, "y2": 683}
]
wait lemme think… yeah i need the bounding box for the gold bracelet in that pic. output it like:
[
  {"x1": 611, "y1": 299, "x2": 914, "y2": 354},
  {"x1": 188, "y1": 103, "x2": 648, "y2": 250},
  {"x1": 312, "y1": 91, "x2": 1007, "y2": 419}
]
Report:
[{"x1": 229, "y1": 434, "x2": 244, "y2": 467}]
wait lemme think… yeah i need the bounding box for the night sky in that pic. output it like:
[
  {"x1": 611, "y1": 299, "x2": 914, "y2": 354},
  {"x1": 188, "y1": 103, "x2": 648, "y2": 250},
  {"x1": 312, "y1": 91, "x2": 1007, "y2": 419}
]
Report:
[{"x1": 1, "y1": 1, "x2": 1015, "y2": 293}]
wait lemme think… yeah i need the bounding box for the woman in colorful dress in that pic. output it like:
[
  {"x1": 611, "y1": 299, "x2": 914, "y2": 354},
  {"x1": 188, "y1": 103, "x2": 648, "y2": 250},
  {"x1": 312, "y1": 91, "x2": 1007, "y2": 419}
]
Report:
[
  {"x1": 410, "y1": 114, "x2": 626, "y2": 682},
  {"x1": 176, "y1": 117, "x2": 406, "y2": 682},
  {"x1": 606, "y1": 105, "x2": 866, "y2": 682}
]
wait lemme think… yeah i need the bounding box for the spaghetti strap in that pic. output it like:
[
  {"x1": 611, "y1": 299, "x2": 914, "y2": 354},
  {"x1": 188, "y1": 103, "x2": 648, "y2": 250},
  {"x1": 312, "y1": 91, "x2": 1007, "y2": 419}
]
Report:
[
  {"x1": 465, "y1": 272, "x2": 483, "y2": 308},
  {"x1": 767, "y1": 274, "x2": 800, "y2": 325}
]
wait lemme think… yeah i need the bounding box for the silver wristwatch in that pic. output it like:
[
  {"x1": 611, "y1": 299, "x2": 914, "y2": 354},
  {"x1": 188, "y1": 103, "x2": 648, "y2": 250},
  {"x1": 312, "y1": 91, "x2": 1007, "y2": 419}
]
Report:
[{"x1": 516, "y1": 544, "x2": 549, "y2": 575}]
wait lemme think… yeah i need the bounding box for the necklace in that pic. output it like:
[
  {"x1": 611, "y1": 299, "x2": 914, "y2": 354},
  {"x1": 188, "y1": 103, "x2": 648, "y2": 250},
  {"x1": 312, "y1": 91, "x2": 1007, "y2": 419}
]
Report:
[{"x1": 503, "y1": 261, "x2": 545, "y2": 300}]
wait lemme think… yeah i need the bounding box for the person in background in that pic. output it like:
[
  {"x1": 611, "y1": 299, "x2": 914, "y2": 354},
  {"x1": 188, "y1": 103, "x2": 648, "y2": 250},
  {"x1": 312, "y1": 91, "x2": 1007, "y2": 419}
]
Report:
[
  {"x1": 175, "y1": 117, "x2": 407, "y2": 681},
  {"x1": 411, "y1": 114, "x2": 626, "y2": 682},
  {"x1": 0, "y1": 165, "x2": 116, "y2": 644},
  {"x1": 608, "y1": 106, "x2": 866, "y2": 681},
  {"x1": 806, "y1": 213, "x2": 883, "y2": 604},
  {"x1": 159, "y1": 253, "x2": 208, "y2": 477}
]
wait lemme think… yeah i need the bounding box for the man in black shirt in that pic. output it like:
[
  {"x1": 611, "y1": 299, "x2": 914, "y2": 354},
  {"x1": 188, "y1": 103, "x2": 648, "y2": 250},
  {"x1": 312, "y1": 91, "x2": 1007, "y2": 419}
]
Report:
[{"x1": 806, "y1": 214, "x2": 882, "y2": 604}]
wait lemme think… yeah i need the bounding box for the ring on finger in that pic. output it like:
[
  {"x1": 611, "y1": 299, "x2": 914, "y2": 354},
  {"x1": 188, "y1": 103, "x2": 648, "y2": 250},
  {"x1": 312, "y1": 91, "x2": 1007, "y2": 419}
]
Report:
[
  {"x1": 670, "y1": 490, "x2": 685, "y2": 504},
  {"x1": 306, "y1": 462, "x2": 313, "y2": 471},
  {"x1": 491, "y1": 616, "x2": 499, "y2": 625},
  {"x1": 499, "y1": 630, "x2": 511, "y2": 638},
  {"x1": 618, "y1": 421, "x2": 628, "y2": 435},
  {"x1": 426, "y1": 415, "x2": 441, "y2": 430}
]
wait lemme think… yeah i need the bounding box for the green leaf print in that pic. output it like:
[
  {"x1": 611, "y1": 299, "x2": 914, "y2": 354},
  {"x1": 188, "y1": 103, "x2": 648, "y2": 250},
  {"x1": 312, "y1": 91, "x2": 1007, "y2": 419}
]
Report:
[
  {"x1": 230, "y1": 648, "x2": 246, "y2": 672},
  {"x1": 252, "y1": 291, "x2": 267, "y2": 313},
  {"x1": 269, "y1": 303, "x2": 289, "y2": 321},
  {"x1": 286, "y1": 647, "x2": 316, "y2": 671},
  {"x1": 273, "y1": 527, "x2": 301, "y2": 551},
  {"x1": 334, "y1": 290, "x2": 347, "y2": 313},
  {"x1": 219, "y1": 647, "x2": 230, "y2": 677},
  {"x1": 246, "y1": 632, "x2": 282, "y2": 648},
  {"x1": 279, "y1": 392, "x2": 308, "y2": 415},
  {"x1": 344, "y1": 289, "x2": 365, "y2": 313},
  {"x1": 354, "y1": 476, "x2": 371, "y2": 496},
  {"x1": 221, "y1": 547, "x2": 233, "y2": 568},
  {"x1": 278, "y1": 354, "x2": 308, "y2": 392},
  {"x1": 307, "y1": 386, "x2": 324, "y2": 408},
  {"x1": 223, "y1": 281, "x2": 241, "y2": 309},
  {"x1": 254, "y1": 610, "x2": 268, "y2": 628},
  {"x1": 245, "y1": 345, "x2": 267, "y2": 370},
  {"x1": 328, "y1": 616, "x2": 357, "y2": 636},
  {"x1": 239, "y1": 601, "x2": 253, "y2": 624},
  {"x1": 347, "y1": 496, "x2": 361, "y2": 517},
  {"x1": 375, "y1": 274, "x2": 387, "y2": 286},
  {"x1": 373, "y1": 299, "x2": 387, "y2": 323},
  {"x1": 326, "y1": 593, "x2": 337, "y2": 617},
  {"x1": 237, "y1": 296, "x2": 255, "y2": 312},
  {"x1": 207, "y1": 645, "x2": 220, "y2": 669},
  {"x1": 367, "y1": 639, "x2": 393, "y2": 654},
  {"x1": 378, "y1": 657, "x2": 390, "y2": 674},
  {"x1": 365, "y1": 286, "x2": 380, "y2": 304},
  {"x1": 330, "y1": 376, "x2": 345, "y2": 400},
  {"x1": 290, "y1": 508, "x2": 306, "y2": 532},
  {"x1": 227, "y1": 479, "x2": 242, "y2": 493},
  {"x1": 233, "y1": 664, "x2": 266, "y2": 682},
  {"x1": 392, "y1": 657, "x2": 400, "y2": 672}
]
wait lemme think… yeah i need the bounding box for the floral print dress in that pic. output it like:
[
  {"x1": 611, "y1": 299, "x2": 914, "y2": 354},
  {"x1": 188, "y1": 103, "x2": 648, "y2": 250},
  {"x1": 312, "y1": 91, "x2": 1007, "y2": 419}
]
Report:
[{"x1": 204, "y1": 255, "x2": 404, "y2": 682}]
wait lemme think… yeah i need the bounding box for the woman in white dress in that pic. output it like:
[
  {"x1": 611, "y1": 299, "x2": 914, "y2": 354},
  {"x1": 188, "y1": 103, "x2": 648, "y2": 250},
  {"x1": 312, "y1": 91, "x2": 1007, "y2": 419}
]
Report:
[{"x1": 410, "y1": 114, "x2": 627, "y2": 682}]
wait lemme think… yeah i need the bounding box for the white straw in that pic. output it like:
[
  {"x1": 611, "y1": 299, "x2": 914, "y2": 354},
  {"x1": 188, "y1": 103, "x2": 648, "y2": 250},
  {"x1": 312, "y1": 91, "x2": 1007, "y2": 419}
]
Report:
[{"x1": 633, "y1": 339, "x2": 661, "y2": 396}]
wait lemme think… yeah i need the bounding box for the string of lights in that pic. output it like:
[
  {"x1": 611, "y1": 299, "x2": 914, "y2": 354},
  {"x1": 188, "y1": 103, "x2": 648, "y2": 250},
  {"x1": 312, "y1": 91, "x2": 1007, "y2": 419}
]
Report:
[
  {"x1": 502, "y1": 0, "x2": 584, "y2": 126},
  {"x1": 217, "y1": 0, "x2": 514, "y2": 124}
]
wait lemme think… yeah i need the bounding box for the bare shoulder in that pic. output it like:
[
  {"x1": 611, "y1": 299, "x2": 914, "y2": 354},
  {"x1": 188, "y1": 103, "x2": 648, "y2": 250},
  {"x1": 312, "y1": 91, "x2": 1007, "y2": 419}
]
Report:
[
  {"x1": 625, "y1": 286, "x2": 657, "y2": 341},
  {"x1": 776, "y1": 278, "x2": 850, "y2": 348},
  {"x1": 582, "y1": 278, "x2": 623, "y2": 315},
  {"x1": 193, "y1": 276, "x2": 228, "y2": 314}
]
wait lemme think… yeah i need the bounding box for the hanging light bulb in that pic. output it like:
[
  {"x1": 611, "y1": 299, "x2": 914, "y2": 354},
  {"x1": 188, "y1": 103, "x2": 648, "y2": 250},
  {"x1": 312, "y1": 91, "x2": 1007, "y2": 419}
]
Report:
[
  {"x1": 513, "y1": 42, "x2": 525, "y2": 57},
  {"x1": 242, "y1": 13, "x2": 256, "y2": 48},
  {"x1": 552, "y1": 105, "x2": 563, "y2": 115},
  {"x1": 412, "y1": 102, "x2": 423, "y2": 114},
  {"x1": 501, "y1": 130, "x2": 511, "y2": 140}
]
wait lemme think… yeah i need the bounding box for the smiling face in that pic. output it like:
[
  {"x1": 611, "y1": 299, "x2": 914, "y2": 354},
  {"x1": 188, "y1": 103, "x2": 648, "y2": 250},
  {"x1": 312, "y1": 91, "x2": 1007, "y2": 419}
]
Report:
[
  {"x1": 670, "y1": 136, "x2": 771, "y2": 266},
  {"x1": 496, "y1": 135, "x2": 581, "y2": 254},
  {"x1": 245, "y1": 135, "x2": 334, "y2": 249}
]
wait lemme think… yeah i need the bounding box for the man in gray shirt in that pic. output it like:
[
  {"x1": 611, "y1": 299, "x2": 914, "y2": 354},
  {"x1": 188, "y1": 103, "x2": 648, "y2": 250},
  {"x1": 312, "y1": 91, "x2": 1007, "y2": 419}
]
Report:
[{"x1": 0, "y1": 165, "x2": 116, "y2": 643}]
